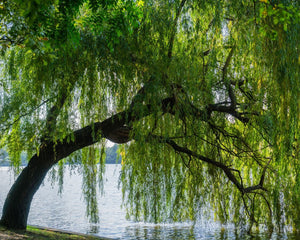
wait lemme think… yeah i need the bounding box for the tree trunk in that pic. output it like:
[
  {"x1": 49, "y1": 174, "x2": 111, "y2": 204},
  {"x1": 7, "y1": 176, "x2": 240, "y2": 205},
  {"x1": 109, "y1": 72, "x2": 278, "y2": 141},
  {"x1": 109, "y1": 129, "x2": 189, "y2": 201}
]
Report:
[
  {"x1": 0, "y1": 150, "x2": 54, "y2": 229},
  {"x1": 0, "y1": 121, "x2": 126, "y2": 229},
  {"x1": 0, "y1": 115, "x2": 131, "y2": 230},
  {"x1": 0, "y1": 98, "x2": 173, "y2": 230}
]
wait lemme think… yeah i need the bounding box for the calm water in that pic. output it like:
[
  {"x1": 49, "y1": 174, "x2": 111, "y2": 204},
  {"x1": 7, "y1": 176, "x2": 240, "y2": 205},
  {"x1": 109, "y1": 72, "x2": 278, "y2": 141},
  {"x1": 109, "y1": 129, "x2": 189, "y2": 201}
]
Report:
[{"x1": 0, "y1": 165, "x2": 298, "y2": 240}]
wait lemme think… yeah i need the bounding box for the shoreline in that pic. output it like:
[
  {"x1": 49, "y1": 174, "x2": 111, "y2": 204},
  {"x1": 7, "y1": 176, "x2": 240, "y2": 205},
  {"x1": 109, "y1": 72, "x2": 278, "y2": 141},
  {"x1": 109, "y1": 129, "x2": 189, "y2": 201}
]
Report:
[
  {"x1": 30, "y1": 225, "x2": 117, "y2": 240},
  {"x1": 0, "y1": 225, "x2": 117, "y2": 240}
]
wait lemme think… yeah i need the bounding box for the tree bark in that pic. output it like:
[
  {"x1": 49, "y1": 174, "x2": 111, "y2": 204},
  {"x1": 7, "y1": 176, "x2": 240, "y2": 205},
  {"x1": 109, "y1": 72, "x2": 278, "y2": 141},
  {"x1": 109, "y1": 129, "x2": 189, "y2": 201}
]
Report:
[
  {"x1": 0, "y1": 92, "x2": 250, "y2": 229},
  {"x1": 0, "y1": 100, "x2": 160, "y2": 229},
  {"x1": 0, "y1": 121, "x2": 121, "y2": 229},
  {"x1": 0, "y1": 148, "x2": 54, "y2": 229},
  {"x1": 0, "y1": 90, "x2": 250, "y2": 229}
]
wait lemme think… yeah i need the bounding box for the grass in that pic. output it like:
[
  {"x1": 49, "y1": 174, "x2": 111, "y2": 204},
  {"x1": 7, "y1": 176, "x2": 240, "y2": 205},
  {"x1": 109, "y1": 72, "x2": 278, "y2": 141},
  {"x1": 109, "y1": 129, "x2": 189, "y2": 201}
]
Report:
[{"x1": 0, "y1": 225, "x2": 112, "y2": 240}]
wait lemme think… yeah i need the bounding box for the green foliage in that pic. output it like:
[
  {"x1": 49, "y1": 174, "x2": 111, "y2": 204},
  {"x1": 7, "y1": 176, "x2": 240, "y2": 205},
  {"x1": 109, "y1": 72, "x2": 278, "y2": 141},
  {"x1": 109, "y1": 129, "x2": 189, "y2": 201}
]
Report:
[{"x1": 0, "y1": 0, "x2": 299, "y2": 233}]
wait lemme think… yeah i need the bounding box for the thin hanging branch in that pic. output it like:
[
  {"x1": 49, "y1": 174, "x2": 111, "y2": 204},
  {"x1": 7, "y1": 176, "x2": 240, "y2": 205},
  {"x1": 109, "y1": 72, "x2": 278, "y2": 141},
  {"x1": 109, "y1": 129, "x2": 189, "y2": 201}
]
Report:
[
  {"x1": 145, "y1": 134, "x2": 268, "y2": 195},
  {"x1": 222, "y1": 46, "x2": 236, "y2": 109},
  {"x1": 167, "y1": 0, "x2": 187, "y2": 60},
  {"x1": 0, "y1": 98, "x2": 52, "y2": 132},
  {"x1": 41, "y1": 91, "x2": 68, "y2": 143}
]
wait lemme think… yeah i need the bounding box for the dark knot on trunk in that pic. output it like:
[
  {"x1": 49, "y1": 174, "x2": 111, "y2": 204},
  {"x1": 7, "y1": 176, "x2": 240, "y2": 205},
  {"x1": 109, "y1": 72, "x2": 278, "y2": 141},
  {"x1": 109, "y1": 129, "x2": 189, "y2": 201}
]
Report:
[{"x1": 107, "y1": 126, "x2": 132, "y2": 144}]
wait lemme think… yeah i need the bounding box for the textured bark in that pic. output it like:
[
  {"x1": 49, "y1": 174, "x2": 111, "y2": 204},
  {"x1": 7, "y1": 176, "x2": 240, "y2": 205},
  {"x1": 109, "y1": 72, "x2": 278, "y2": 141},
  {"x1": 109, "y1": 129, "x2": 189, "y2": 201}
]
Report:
[
  {"x1": 0, "y1": 120, "x2": 121, "y2": 229},
  {"x1": 0, "y1": 92, "x2": 247, "y2": 229},
  {"x1": 0, "y1": 148, "x2": 54, "y2": 229},
  {"x1": 0, "y1": 98, "x2": 164, "y2": 229}
]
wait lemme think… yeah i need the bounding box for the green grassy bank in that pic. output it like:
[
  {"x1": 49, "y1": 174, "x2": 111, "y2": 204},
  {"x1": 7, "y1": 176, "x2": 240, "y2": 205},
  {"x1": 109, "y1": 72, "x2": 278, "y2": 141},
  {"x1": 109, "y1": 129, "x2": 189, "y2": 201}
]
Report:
[{"x1": 0, "y1": 225, "x2": 113, "y2": 240}]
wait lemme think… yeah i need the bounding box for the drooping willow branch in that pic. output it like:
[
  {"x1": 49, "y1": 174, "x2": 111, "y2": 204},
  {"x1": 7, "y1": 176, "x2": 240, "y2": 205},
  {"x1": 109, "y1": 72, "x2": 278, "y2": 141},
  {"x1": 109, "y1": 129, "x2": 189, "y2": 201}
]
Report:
[
  {"x1": 167, "y1": 0, "x2": 187, "y2": 60},
  {"x1": 167, "y1": 82, "x2": 250, "y2": 123},
  {"x1": 146, "y1": 134, "x2": 268, "y2": 195},
  {"x1": 0, "y1": 98, "x2": 52, "y2": 132},
  {"x1": 222, "y1": 46, "x2": 236, "y2": 109},
  {"x1": 41, "y1": 91, "x2": 69, "y2": 143},
  {"x1": 0, "y1": 35, "x2": 25, "y2": 46}
]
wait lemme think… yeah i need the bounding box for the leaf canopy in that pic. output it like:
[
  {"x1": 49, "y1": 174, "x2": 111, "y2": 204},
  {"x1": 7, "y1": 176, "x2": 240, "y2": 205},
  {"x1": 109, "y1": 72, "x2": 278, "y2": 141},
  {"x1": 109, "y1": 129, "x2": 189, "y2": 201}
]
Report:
[{"x1": 0, "y1": 0, "x2": 299, "y2": 233}]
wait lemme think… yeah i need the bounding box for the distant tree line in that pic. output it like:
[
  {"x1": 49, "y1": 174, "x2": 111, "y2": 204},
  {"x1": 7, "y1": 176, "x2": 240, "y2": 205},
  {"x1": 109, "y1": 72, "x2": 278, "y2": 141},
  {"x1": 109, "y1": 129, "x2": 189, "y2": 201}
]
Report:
[
  {"x1": 0, "y1": 150, "x2": 27, "y2": 166},
  {"x1": 0, "y1": 145, "x2": 120, "y2": 166},
  {"x1": 0, "y1": 0, "x2": 298, "y2": 232},
  {"x1": 105, "y1": 144, "x2": 121, "y2": 164}
]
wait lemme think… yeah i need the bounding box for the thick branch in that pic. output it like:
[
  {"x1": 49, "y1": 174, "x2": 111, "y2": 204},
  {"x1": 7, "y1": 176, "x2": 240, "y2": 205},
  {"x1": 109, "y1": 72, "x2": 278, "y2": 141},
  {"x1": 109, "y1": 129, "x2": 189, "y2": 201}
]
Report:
[
  {"x1": 207, "y1": 103, "x2": 250, "y2": 123},
  {"x1": 166, "y1": 83, "x2": 250, "y2": 123},
  {"x1": 149, "y1": 135, "x2": 267, "y2": 194},
  {"x1": 51, "y1": 97, "x2": 175, "y2": 163}
]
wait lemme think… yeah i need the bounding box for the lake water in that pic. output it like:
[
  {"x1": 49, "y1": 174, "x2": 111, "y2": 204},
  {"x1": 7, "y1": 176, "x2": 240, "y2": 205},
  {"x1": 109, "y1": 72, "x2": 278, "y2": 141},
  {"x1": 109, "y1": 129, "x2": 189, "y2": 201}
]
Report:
[{"x1": 0, "y1": 165, "x2": 298, "y2": 240}]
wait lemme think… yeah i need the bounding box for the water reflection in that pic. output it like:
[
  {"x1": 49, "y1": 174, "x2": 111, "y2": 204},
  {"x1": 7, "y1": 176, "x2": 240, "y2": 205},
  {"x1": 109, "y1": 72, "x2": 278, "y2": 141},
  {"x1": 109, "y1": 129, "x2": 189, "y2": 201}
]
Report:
[
  {"x1": 0, "y1": 166, "x2": 299, "y2": 240},
  {"x1": 120, "y1": 223, "x2": 300, "y2": 240},
  {"x1": 88, "y1": 224, "x2": 100, "y2": 234},
  {"x1": 123, "y1": 224, "x2": 195, "y2": 240}
]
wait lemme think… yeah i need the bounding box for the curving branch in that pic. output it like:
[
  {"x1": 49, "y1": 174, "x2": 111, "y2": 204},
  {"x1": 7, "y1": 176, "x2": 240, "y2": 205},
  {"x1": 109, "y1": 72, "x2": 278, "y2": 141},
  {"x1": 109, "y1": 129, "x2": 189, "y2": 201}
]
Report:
[
  {"x1": 146, "y1": 134, "x2": 268, "y2": 195},
  {"x1": 167, "y1": 82, "x2": 250, "y2": 123},
  {"x1": 49, "y1": 96, "x2": 175, "y2": 162}
]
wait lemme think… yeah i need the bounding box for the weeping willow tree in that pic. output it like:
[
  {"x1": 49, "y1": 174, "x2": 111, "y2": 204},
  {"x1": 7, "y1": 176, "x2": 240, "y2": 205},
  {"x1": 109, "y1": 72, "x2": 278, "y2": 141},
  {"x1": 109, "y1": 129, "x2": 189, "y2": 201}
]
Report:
[{"x1": 0, "y1": 0, "x2": 299, "y2": 234}]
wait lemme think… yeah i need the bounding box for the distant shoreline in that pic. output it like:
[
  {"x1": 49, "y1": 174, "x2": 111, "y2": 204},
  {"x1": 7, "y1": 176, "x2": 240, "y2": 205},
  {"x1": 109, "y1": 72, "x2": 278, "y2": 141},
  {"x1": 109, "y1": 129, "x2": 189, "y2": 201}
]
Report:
[
  {"x1": 0, "y1": 163, "x2": 121, "y2": 168},
  {"x1": 0, "y1": 144, "x2": 121, "y2": 166}
]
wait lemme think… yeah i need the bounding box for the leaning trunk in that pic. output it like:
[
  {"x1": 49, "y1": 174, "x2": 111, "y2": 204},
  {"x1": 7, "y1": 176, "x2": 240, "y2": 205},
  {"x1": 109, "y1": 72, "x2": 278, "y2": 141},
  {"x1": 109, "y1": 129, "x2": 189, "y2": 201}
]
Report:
[
  {"x1": 0, "y1": 103, "x2": 155, "y2": 229},
  {"x1": 0, "y1": 149, "x2": 54, "y2": 229}
]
